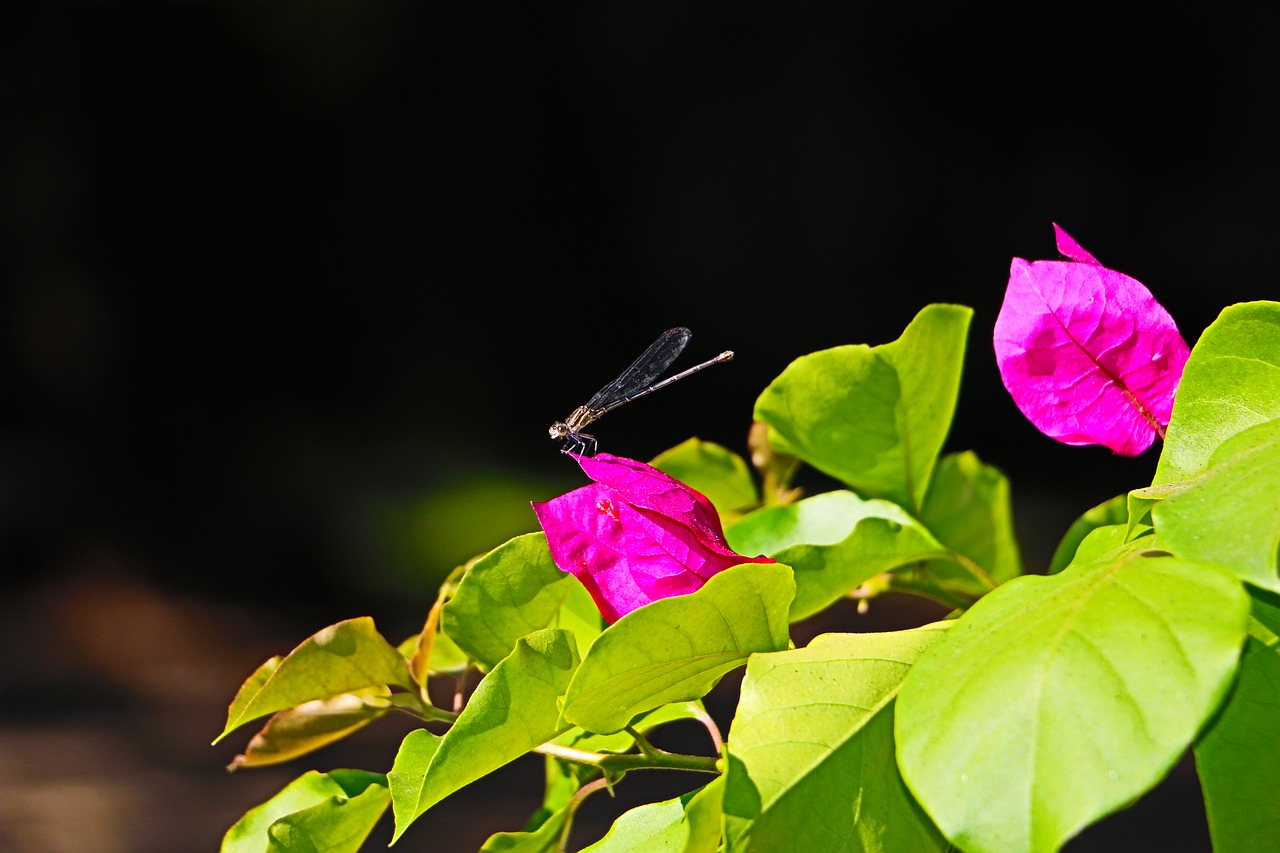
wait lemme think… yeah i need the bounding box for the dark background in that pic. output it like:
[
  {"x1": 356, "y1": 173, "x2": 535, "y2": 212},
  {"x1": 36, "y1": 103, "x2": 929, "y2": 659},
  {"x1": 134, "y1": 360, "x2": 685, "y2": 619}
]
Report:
[{"x1": 4, "y1": 3, "x2": 1276, "y2": 851}]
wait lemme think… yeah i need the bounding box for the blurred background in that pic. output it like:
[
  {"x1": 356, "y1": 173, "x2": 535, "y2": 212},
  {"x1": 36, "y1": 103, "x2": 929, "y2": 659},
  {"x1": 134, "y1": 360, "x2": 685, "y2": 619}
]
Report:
[{"x1": 4, "y1": 2, "x2": 1276, "y2": 850}]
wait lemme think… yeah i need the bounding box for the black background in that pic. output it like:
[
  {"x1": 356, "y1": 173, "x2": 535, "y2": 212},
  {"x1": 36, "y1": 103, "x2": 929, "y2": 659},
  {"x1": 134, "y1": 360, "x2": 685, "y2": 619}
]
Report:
[{"x1": 4, "y1": 3, "x2": 1276, "y2": 851}]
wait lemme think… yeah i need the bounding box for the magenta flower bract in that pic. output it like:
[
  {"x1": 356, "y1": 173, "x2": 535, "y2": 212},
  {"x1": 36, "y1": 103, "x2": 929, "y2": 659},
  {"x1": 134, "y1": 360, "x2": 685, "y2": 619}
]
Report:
[
  {"x1": 531, "y1": 453, "x2": 774, "y2": 623},
  {"x1": 993, "y1": 224, "x2": 1190, "y2": 456}
]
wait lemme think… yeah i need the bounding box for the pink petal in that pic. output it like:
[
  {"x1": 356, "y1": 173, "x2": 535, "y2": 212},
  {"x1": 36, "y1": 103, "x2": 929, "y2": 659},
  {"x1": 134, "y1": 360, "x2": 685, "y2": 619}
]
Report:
[
  {"x1": 1053, "y1": 223, "x2": 1101, "y2": 265},
  {"x1": 533, "y1": 454, "x2": 774, "y2": 622},
  {"x1": 573, "y1": 453, "x2": 734, "y2": 554},
  {"x1": 532, "y1": 484, "x2": 758, "y2": 622},
  {"x1": 994, "y1": 254, "x2": 1190, "y2": 456}
]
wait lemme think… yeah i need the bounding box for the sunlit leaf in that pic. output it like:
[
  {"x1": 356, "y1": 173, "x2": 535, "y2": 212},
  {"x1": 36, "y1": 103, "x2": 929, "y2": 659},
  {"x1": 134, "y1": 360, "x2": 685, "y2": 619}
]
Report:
[
  {"x1": 651, "y1": 438, "x2": 760, "y2": 516},
  {"x1": 1066, "y1": 526, "x2": 1155, "y2": 570},
  {"x1": 442, "y1": 532, "x2": 602, "y2": 669},
  {"x1": 754, "y1": 304, "x2": 971, "y2": 512},
  {"x1": 727, "y1": 490, "x2": 948, "y2": 620},
  {"x1": 265, "y1": 784, "x2": 389, "y2": 853},
  {"x1": 918, "y1": 451, "x2": 1022, "y2": 592},
  {"x1": 1125, "y1": 481, "x2": 1184, "y2": 541},
  {"x1": 896, "y1": 553, "x2": 1248, "y2": 853},
  {"x1": 224, "y1": 655, "x2": 282, "y2": 736},
  {"x1": 389, "y1": 629, "x2": 580, "y2": 841},
  {"x1": 479, "y1": 802, "x2": 572, "y2": 853},
  {"x1": 1155, "y1": 300, "x2": 1280, "y2": 484},
  {"x1": 561, "y1": 562, "x2": 794, "y2": 734},
  {"x1": 528, "y1": 756, "x2": 578, "y2": 839},
  {"x1": 228, "y1": 686, "x2": 391, "y2": 770},
  {"x1": 579, "y1": 780, "x2": 723, "y2": 853},
  {"x1": 723, "y1": 627, "x2": 951, "y2": 852},
  {"x1": 218, "y1": 618, "x2": 412, "y2": 742},
  {"x1": 221, "y1": 769, "x2": 387, "y2": 853},
  {"x1": 681, "y1": 775, "x2": 725, "y2": 853},
  {"x1": 1196, "y1": 593, "x2": 1280, "y2": 852},
  {"x1": 1153, "y1": 418, "x2": 1280, "y2": 592},
  {"x1": 1048, "y1": 494, "x2": 1128, "y2": 573},
  {"x1": 399, "y1": 620, "x2": 469, "y2": 678}
]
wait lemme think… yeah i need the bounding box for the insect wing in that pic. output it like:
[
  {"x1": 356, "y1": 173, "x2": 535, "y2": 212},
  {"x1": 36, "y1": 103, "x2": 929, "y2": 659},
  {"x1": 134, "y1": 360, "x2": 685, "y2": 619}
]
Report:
[{"x1": 583, "y1": 327, "x2": 691, "y2": 410}]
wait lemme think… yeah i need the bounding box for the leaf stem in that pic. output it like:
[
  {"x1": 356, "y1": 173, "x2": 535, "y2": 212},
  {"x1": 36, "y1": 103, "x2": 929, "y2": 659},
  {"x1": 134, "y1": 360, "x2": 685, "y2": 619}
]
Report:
[
  {"x1": 453, "y1": 666, "x2": 474, "y2": 714},
  {"x1": 1248, "y1": 614, "x2": 1280, "y2": 650},
  {"x1": 556, "y1": 777, "x2": 612, "y2": 853},
  {"x1": 625, "y1": 725, "x2": 659, "y2": 759},
  {"x1": 945, "y1": 550, "x2": 999, "y2": 591},
  {"x1": 888, "y1": 577, "x2": 975, "y2": 612},
  {"x1": 420, "y1": 705, "x2": 459, "y2": 724},
  {"x1": 535, "y1": 742, "x2": 721, "y2": 774},
  {"x1": 691, "y1": 705, "x2": 725, "y2": 756},
  {"x1": 749, "y1": 420, "x2": 803, "y2": 505},
  {"x1": 386, "y1": 692, "x2": 458, "y2": 724}
]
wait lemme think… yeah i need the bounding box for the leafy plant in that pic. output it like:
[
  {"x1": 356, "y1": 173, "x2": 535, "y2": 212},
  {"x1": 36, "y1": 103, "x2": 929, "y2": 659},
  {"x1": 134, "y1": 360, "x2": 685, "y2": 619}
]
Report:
[{"x1": 217, "y1": 227, "x2": 1279, "y2": 852}]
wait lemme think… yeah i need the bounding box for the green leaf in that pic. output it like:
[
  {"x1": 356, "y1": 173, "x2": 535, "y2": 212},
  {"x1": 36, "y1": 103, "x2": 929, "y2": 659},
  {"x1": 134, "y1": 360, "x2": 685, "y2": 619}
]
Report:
[
  {"x1": 265, "y1": 785, "x2": 390, "y2": 853},
  {"x1": 1152, "y1": 418, "x2": 1280, "y2": 592},
  {"x1": 1155, "y1": 301, "x2": 1280, "y2": 485},
  {"x1": 918, "y1": 451, "x2": 1022, "y2": 592},
  {"x1": 385, "y1": 730, "x2": 441, "y2": 836},
  {"x1": 389, "y1": 629, "x2": 581, "y2": 841},
  {"x1": 1048, "y1": 494, "x2": 1129, "y2": 573},
  {"x1": 1124, "y1": 481, "x2": 1184, "y2": 541},
  {"x1": 404, "y1": 588, "x2": 469, "y2": 684},
  {"x1": 580, "y1": 780, "x2": 723, "y2": 853},
  {"x1": 561, "y1": 562, "x2": 794, "y2": 734},
  {"x1": 727, "y1": 490, "x2": 902, "y2": 555},
  {"x1": 425, "y1": 628, "x2": 470, "y2": 674},
  {"x1": 723, "y1": 626, "x2": 951, "y2": 852},
  {"x1": 218, "y1": 618, "x2": 412, "y2": 742},
  {"x1": 1066, "y1": 526, "x2": 1156, "y2": 570},
  {"x1": 1195, "y1": 592, "x2": 1280, "y2": 853},
  {"x1": 442, "y1": 532, "x2": 603, "y2": 670},
  {"x1": 896, "y1": 554, "x2": 1249, "y2": 853},
  {"x1": 579, "y1": 797, "x2": 687, "y2": 852},
  {"x1": 772, "y1": 512, "x2": 944, "y2": 620},
  {"x1": 651, "y1": 438, "x2": 760, "y2": 516},
  {"x1": 224, "y1": 655, "x2": 283, "y2": 735},
  {"x1": 727, "y1": 490, "x2": 949, "y2": 621},
  {"x1": 222, "y1": 769, "x2": 388, "y2": 853},
  {"x1": 754, "y1": 304, "x2": 971, "y2": 512},
  {"x1": 228, "y1": 686, "x2": 391, "y2": 769},
  {"x1": 479, "y1": 802, "x2": 572, "y2": 853},
  {"x1": 681, "y1": 775, "x2": 725, "y2": 853},
  {"x1": 527, "y1": 755, "x2": 579, "y2": 837},
  {"x1": 553, "y1": 577, "x2": 607, "y2": 655},
  {"x1": 875, "y1": 305, "x2": 973, "y2": 504},
  {"x1": 1055, "y1": 511, "x2": 1160, "y2": 576},
  {"x1": 399, "y1": 621, "x2": 470, "y2": 677}
]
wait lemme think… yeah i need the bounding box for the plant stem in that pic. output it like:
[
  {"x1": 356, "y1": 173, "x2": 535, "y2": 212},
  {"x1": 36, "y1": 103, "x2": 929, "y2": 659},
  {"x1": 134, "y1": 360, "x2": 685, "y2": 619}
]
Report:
[
  {"x1": 889, "y1": 577, "x2": 974, "y2": 612},
  {"x1": 535, "y1": 742, "x2": 721, "y2": 774},
  {"x1": 945, "y1": 550, "x2": 998, "y2": 591},
  {"x1": 1248, "y1": 614, "x2": 1280, "y2": 650},
  {"x1": 386, "y1": 692, "x2": 458, "y2": 724},
  {"x1": 556, "y1": 778, "x2": 611, "y2": 853},
  {"x1": 691, "y1": 705, "x2": 724, "y2": 756},
  {"x1": 452, "y1": 666, "x2": 473, "y2": 714},
  {"x1": 625, "y1": 725, "x2": 659, "y2": 759},
  {"x1": 420, "y1": 704, "x2": 459, "y2": 724}
]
